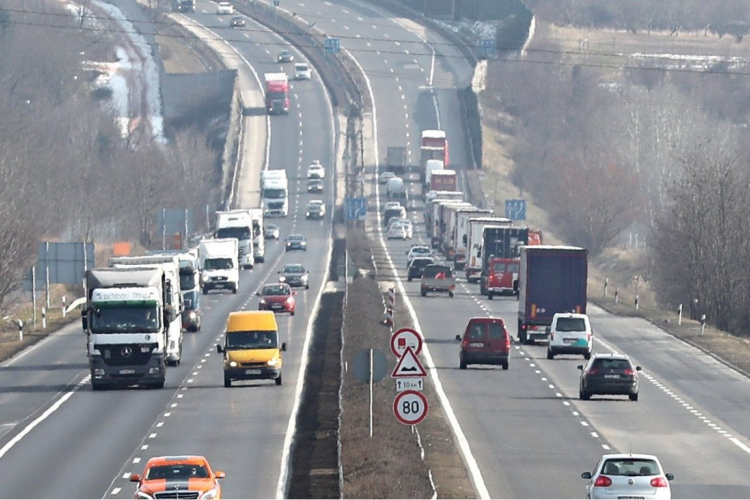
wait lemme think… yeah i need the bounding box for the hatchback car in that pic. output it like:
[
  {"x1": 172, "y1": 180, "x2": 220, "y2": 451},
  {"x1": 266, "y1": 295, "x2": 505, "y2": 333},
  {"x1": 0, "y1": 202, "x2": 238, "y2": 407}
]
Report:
[
  {"x1": 216, "y1": 1, "x2": 233, "y2": 14},
  {"x1": 579, "y1": 353, "x2": 641, "y2": 401},
  {"x1": 456, "y1": 317, "x2": 510, "y2": 370},
  {"x1": 387, "y1": 224, "x2": 408, "y2": 240},
  {"x1": 264, "y1": 223, "x2": 280, "y2": 240},
  {"x1": 392, "y1": 219, "x2": 413, "y2": 239},
  {"x1": 547, "y1": 312, "x2": 593, "y2": 360},
  {"x1": 277, "y1": 49, "x2": 294, "y2": 63},
  {"x1": 130, "y1": 456, "x2": 225, "y2": 499},
  {"x1": 307, "y1": 161, "x2": 325, "y2": 179},
  {"x1": 379, "y1": 171, "x2": 396, "y2": 184},
  {"x1": 278, "y1": 263, "x2": 309, "y2": 289},
  {"x1": 285, "y1": 234, "x2": 307, "y2": 251},
  {"x1": 229, "y1": 16, "x2": 245, "y2": 27},
  {"x1": 407, "y1": 256, "x2": 435, "y2": 281},
  {"x1": 307, "y1": 178, "x2": 323, "y2": 193},
  {"x1": 582, "y1": 454, "x2": 674, "y2": 499},
  {"x1": 383, "y1": 201, "x2": 401, "y2": 212},
  {"x1": 306, "y1": 200, "x2": 325, "y2": 220},
  {"x1": 257, "y1": 283, "x2": 296, "y2": 315},
  {"x1": 383, "y1": 206, "x2": 406, "y2": 227},
  {"x1": 294, "y1": 62, "x2": 312, "y2": 80},
  {"x1": 406, "y1": 245, "x2": 432, "y2": 262}
]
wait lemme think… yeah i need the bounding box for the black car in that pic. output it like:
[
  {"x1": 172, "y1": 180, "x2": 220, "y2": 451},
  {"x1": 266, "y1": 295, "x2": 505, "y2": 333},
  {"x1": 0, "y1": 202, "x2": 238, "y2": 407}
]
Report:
[
  {"x1": 306, "y1": 200, "x2": 325, "y2": 220},
  {"x1": 307, "y1": 178, "x2": 323, "y2": 193},
  {"x1": 278, "y1": 50, "x2": 294, "y2": 63},
  {"x1": 579, "y1": 353, "x2": 641, "y2": 401},
  {"x1": 407, "y1": 257, "x2": 435, "y2": 282},
  {"x1": 230, "y1": 16, "x2": 245, "y2": 27},
  {"x1": 278, "y1": 263, "x2": 309, "y2": 289},
  {"x1": 285, "y1": 234, "x2": 307, "y2": 251}
]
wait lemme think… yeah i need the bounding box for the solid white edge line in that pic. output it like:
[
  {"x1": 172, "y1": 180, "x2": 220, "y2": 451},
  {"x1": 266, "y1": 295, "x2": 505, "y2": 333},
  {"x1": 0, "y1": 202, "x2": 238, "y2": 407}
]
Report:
[{"x1": 344, "y1": 47, "x2": 490, "y2": 500}]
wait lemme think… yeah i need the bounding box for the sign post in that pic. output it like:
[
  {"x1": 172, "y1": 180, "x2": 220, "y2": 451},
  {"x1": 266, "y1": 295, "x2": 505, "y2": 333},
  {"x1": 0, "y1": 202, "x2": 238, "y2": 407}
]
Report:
[{"x1": 352, "y1": 348, "x2": 387, "y2": 437}]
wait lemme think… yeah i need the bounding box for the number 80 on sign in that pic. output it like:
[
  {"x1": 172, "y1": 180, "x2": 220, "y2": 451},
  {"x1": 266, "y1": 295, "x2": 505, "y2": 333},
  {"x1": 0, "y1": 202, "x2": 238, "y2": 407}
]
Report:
[{"x1": 393, "y1": 390, "x2": 428, "y2": 425}]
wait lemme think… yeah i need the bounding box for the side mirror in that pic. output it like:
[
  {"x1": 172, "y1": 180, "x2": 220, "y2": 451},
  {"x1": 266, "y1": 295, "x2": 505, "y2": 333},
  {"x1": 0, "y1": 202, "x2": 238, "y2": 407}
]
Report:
[
  {"x1": 455, "y1": 334, "x2": 461, "y2": 341},
  {"x1": 164, "y1": 305, "x2": 175, "y2": 323},
  {"x1": 256, "y1": 291, "x2": 261, "y2": 296},
  {"x1": 81, "y1": 309, "x2": 88, "y2": 331},
  {"x1": 636, "y1": 366, "x2": 642, "y2": 371},
  {"x1": 581, "y1": 472, "x2": 591, "y2": 480},
  {"x1": 545, "y1": 327, "x2": 551, "y2": 335},
  {"x1": 215, "y1": 471, "x2": 226, "y2": 479},
  {"x1": 129, "y1": 474, "x2": 141, "y2": 482},
  {"x1": 306, "y1": 270, "x2": 309, "y2": 274},
  {"x1": 665, "y1": 473, "x2": 674, "y2": 481},
  {"x1": 281, "y1": 342, "x2": 287, "y2": 352},
  {"x1": 292, "y1": 291, "x2": 297, "y2": 295},
  {"x1": 577, "y1": 365, "x2": 584, "y2": 371},
  {"x1": 216, "y1": 344, "x2": 223, "y2": 353}
]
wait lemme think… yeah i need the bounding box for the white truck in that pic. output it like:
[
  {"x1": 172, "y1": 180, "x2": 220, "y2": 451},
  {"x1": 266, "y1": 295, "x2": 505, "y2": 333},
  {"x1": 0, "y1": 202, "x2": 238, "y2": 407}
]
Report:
[
  {"x1": 442, "y1": 203, "x2": 478, "y2": 259},
  {"x1": 108, "y1": 255, "x2": 185, "y2": 366},
  {"x1": 247, "y1": 208, "x2": 265, "y2": 263},
  {"x1": 176, "y1": 251, "x2": 202, "y2": 332},
  {"x1": 435, "y1": 201, "x2": 473, "y2": 252},
  {"x1": 424, "y1": 159, "x2": 444, "y2": 188},
  {"x1": 453, "y1": 208, "x2": 493, "y2": 269},
  {"x1": 216, "y1": 210, "x2": 255, "y2": 269},
  {"x1": 83, "y1": 267, "x2": 175, "y2": 390},
  {"x1": 465, "y1": 217, "x2": 512, "y2": 282},
  {"x1": 199, "y1": 238, "x2": 240, "y2": 294},
  {"x1": 425, "y1": 191, "x2": 464, "y2": 233},
  {"x1": 261, "y1": 174, "x2": 289, "y2": 217}
]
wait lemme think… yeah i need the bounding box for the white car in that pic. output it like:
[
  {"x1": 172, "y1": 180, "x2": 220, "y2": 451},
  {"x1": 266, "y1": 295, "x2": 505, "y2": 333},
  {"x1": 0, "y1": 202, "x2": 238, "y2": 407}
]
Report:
[
  {"x1": 582, "y1": 454, "x2": 674, "y2": 500},
  {"x1": 216, "y1": 1, "x2": 233, "y2": 14},
  {"x1": 547, "y1": 312, "x2": 593, "y2": 360},
  {"x1": 294, "y1": 62, "x2": 312, "y2": 80},
  {"x1": 393, "y1": 219, "x2": 413, "y2": 239},
  {"x1": 387, "y1": 225, "x2": 408, "y2": 240},
  {"x1": 379, "y1": 171, "x2": 396, "y2": 184},
  {"x1": 307, "y1": 161, "x2": 325, "y2": 179},
  {"x1": 406, "y1": 245, "x2": 432, "y2": 263},
  {"x1": 383, "y1": 201, "x2": 402, "y2": 212}
]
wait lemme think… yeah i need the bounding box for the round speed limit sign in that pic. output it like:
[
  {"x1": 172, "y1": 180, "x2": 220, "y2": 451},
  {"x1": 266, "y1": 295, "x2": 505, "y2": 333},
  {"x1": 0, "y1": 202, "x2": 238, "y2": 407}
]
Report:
[{"x1": 393, "y1": 390, "x2": 429, "y2": 425}]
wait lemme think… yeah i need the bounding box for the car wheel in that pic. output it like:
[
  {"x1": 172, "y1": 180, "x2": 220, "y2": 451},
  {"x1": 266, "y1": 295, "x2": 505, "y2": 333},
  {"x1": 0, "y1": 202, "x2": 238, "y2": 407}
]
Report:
[
  {"x1": 420, "y1": 289, "x2": 427, "y2": 297},
  {"x1": 488, "y1": 292, "x2": 493, "y2": 300},
  {"x1": 276, "y1": 374, "x2": 283, "y2": 386},
  {"x1": 224, "y1": 375, "x2": 231, "y2": 388},
  {"x1": 584, "y1": 351, "x2": 591, "y2": 360},
  {"x1": 305, "y1": 284, "x2": 310, "y2": 290},
  {"x1": 580, "y1": 389, "x2": 590, "y2": 401},
  {"x1": 459, "y1": 360, "x2": 467, "y2": 370},
  {"x1": 547, "y1": 349, "x2": 554, "y2": 360},
  {"x1": 407, "y1": 276, "x2": 412, "y2": 282},
  {"x1": 291, "y1": 311, "x2": 295, "y2": 316},
  {"x1": 629, "y1": 393, "x2": 639, "y2": 402},
  {"x1": 232, "y1": 285, "x2": 238, "y2": 294},
  {"x1": 502, "y1": 361, "x2": 509, "y2": 370},
  {"x1": 202, "y1": 287, "x2": 209, "y2": 295},
  {"x1": 449, "y1": 291, "x2": 454, "y2": 298}
]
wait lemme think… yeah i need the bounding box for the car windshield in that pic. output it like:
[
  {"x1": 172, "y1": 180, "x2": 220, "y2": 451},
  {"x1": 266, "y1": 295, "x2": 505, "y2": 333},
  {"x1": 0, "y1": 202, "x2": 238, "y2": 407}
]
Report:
[
  {"x1": 146, "y1": 464, "x2": 209, "y2": 480},
  {"x1": 289, "y1": 235, "x2": 303, "y2": 241},
  {"x1": 268, "y1": 91, "x2": 286, "y2": 101},
  {"x1": 309, "y1": 202, "x2": 323, "y2": 208},
  {"x1": 411, "y1": 247, "x2": 429, "y2": 254},
  {"x1": 411, "y1": 259, "x2": 433, "y2": 268},
  {"x1": 592, "y1": 358, "x2": 632, "y2": 371},
  {"x1": 308, "y1": 179, "x2": 322, "y2": 185},
  {"x1": 295, "y1": 64, "x2": 308, "y2": 70},
  {"x1": 204, "y1": 258, "x2": 233, "y2": 270},
  {"x1": 263, "y1": 285, "x2": 289, "y2": 296},
  {"x1": 263, "y1": 187, "x2": 287, "y2": 199},
  {"x1": 90, "y1": 304, "x2": 160, "y2": 334},
  {"x1": 179, "y1": 271, "x2": 196, "y2": 291},
  {"x1": 216, "y1": 227, "x2": 250, "y2": 240},
  {"x1": 182, "y1": 290, "x2": 198, "y2": 310},
  {"x1": 282, "y1": 265, "x2": 305, "y2": 274},
  {"x1": 601, "y1": 458, "x2": 659, "y2": 476},
  {"x1": 556, "y1": 317, "x2": 587, "y2": 332},
  {"x1": 265, "y1": 224, "x2": 278, "y2": 231},
  {"x1": 225, "y1": 330, "x2": 278, "y2": 349}
]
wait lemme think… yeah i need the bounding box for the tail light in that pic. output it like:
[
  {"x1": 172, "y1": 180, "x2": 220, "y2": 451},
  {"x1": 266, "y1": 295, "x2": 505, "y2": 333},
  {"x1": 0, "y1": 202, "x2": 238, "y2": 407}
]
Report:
[
  {"x1": 588, "y1": 368, "x2": 599, "y2": 375},
  {"x1": 521, "y1": 324, "x2": 527, "y2": 331},
  {"x1": 504, "y1": 334, "x2": 511, "y2": 350},
  {"x1": 587, "y1": 333, "x2": 592, "y2": 342},
  {"x1": 594, "y1": 476, "x2": 612, "y2": 487},
  {"x1": 624, "y1": 369, "x2": 635, "y2": 376},
  {"x1": 461, "y1": 338, "x2": 468, "y2": 348},
  {"x1": 650, "y1": 477, "x2": 668, "y2": 488},
  {"x1": 550, "y1": 332, "x2": 554, "y2": 341}
]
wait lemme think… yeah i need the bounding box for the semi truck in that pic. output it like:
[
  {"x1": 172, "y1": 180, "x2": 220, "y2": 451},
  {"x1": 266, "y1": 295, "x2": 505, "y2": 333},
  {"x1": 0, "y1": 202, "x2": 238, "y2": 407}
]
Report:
[
  {"x1": 176, "y1": 251, "x2": 202, "y2": 332},
  {"x1": 423, "y1": 159, "x2": 444, "y2": 189},
  {"x1": 479, "y1": 226, "x2": 529, "y2": 296},
  {"x1": 108, "y1": 255, "x2": 184, "y2": 366},
  {"x1": 261, "y1": 175, "x2": 289, "y2": 217},
  {"x1": 82, "y1": 267, "x2": 175, "y2": 390},
  {"x1": 464, "y1": 217, "x2": 512, "y2": 282},
  {"x1": 386, "y1": 146, "x2": 407, "y2": 175},
  {"x1": 264, "y1": 73, "x2": 290, "y2": 114},
  {"x1": 435, "y1": 201, "x2": 472, "y2": 251},
  {"x1": 216, "y1": 210, "x2": 255, "y2": 269},
  {"x1": 425, "y1": 190, "x2": 464, "y2": 225},
  {"x1": 247, "y1": 208, "x2": 265, "y2": 263},
  {"x1": 441, "y1": 203, "x2": 476, "y2": 259},
  {"x1": 430, "y1": 169, "x2": 458, "y2": 192},
  {"x1": 199, "y1": 238, "x2": 240, "y2": 294},
  {"x1": 518, "y1": 245, "x2": 588, "y2": 344},
  {"x1": 453, "y1": 208, "x2": 493, "y2": 270},
  {"x1": 419, "y1": 130, "x2": 449, "y2": 184}
]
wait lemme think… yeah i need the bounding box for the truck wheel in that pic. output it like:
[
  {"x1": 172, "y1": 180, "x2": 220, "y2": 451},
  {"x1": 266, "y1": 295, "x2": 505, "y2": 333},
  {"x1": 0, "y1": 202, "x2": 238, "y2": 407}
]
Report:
[
  {"x1": 584, "y1": 351, "x2": 591, "y2": 360},
  {"x1": 547, "y1": 349, "x2": 554, "y2": 360},
  {"x1": 629, "y1": 393, "x2": 639, "y2": 402},
  {"x1": 224, "y1": 375, "x2": 231, "y2": 388},
  {"x1": 449, "y1": 291, "x2": 454, "y2": 298},
  {"x1": 232, "y1": 285, "x2": 238, "y2": 294},
  {"x1": 502, "y1": 361, "x2": 509, "y2": 370},
  {"x1": 276, "y1": 374, "x2": 283, "y2": 386},
  {"x1": 488, "y1": 292, "x2": 493, "y2": 300},
  {"x1": 480, "y1": 281, "x2": 487, "y2": 296},
  {"x1": 91, "y1": 381, "x2": 110, "y2": 391},
  {"x1": 202, "y1": 287, "x2": 209, "y2": 295}
]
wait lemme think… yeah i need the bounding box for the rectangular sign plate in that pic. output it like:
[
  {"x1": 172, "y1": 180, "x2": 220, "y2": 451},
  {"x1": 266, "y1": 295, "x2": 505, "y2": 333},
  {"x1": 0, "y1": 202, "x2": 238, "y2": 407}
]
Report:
[{"x1": 396, "y1": 378, "x2": 424, "y2": 392}]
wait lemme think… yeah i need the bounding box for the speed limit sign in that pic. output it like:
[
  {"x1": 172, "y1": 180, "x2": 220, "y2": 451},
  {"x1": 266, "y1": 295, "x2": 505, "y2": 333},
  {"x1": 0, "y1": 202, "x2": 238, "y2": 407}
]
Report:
[{"x1": 393, "y1": 390, "x2": 429, "y2": 425}]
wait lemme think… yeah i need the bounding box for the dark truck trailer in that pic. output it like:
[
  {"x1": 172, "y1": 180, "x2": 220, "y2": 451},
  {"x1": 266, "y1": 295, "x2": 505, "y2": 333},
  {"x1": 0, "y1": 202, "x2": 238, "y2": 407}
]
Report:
[
  {"x1": 386, "y1": 147, "x2": 407, "y2": 175},
  {"x1": 479, "y1": 226, "x2": 529, "y2": 295},
  {"x1": 517, "y1": 245, "x2": 588, "y2": 345}
]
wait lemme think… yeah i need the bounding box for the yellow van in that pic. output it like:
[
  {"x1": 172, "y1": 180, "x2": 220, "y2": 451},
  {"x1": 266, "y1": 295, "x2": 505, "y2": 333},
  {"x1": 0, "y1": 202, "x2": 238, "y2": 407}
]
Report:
[{"x1": 216, "y1": 311, "x2": 286, "y2": 387}]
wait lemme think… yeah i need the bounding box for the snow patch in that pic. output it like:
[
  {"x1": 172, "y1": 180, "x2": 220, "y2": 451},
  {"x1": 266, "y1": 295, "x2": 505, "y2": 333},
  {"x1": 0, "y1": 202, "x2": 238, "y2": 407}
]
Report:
[
  {"x1": 623, "y1": 52, "x2": 747, "y2": 72},
  {"x1": 472, "y1": 60, "x2": 487, "y2": 93}
]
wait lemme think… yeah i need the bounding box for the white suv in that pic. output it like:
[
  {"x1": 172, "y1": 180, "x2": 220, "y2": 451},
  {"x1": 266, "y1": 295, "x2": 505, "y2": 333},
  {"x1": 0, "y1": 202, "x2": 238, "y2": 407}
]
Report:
[
  {"x1": 306, "y1": 161, "x2": 325, "y2": 179},
  {"x1": 546, "y1": 313, "x2": 592, "y2": 360},
  {"x1": 216, "y1": 2, "x2": 233, "y2": 14}
]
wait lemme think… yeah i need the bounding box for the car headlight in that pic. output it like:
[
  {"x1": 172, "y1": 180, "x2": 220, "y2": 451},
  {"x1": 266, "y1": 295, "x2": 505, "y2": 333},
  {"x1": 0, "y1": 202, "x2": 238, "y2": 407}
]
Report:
[
  {"x1": 200, "y1": 488, "x2": 219, "y2": 500},
  {"x1": 286, "y1": 242, "x2": 291, "y2": 246},
  {"x1": 267, "y1": 358, "x2": 279, "y2": 367},
  {"x1": 260, "y1": 299, "x2": 266, "y2": 305},
  {"x1": 301, "y1": 275, "x2": 309, "y2": 281},
  {"x1": 201, "y1": 275, "x2": 209, "y2": 283},
  {"x1": 188, "y1": 311, "x2": 197, "y2": 319},
  {"x1": 278, "y1": 276, "x2": 286, "y2": 282},
  {"x1": 136, "y1": 492, "x2": 154, "y2": 500},
  {"x1": 306, "y1": 212, "x2": 310, "y2": 217},
  {"x1": 229, "y1": 361, "x2": 238, "y2": 368}
]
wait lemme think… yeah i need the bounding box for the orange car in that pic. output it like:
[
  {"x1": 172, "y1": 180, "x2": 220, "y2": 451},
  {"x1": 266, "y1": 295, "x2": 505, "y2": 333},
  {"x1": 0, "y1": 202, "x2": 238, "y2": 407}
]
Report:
[{"x1": 130, "y1": 455, "x2": 225, "y2": 499}]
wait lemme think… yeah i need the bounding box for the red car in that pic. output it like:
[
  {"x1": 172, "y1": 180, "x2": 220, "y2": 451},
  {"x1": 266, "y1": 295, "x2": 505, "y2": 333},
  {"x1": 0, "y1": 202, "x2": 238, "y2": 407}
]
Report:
[
  {"x1": 456, "y1": 317, "x2": 511, "y2": 370},
  {"x1": 257, "y1": 283, "x2": 296, "y2": 315},
  {"x1": 129, "y1": 455, "x2": 225, "y2": 499}
]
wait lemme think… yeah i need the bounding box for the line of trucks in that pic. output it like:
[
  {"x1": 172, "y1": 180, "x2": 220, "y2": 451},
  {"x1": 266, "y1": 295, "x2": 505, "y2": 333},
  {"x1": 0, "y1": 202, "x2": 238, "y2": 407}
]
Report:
[
  {"x1": 416, "y1": 130, "x2": 588, "y2": 346},
  {"x1": 80, "y1": 198, "x2": 278, "y2": 390}
]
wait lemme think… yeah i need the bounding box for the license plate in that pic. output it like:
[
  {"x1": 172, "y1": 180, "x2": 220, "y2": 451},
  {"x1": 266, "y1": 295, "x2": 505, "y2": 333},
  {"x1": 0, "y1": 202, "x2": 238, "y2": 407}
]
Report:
[
  {"x1": 271, "y1": 303, "x2": 283, "y2": 309},
  {"x1": 245, "y1": 369, "x2": 261, "y2": 375},
  {"x1": 469, "y1": 342, "x2": 484, "y2": 347},
  {"x1": 120, "y1": 369, "x2": 135, "y2": 375},
  {"x1": 605, "y1": 374, "x2": 621, "y2": 379},
  {"x1": 563, "y1": 338, "x2": 576, "y2": 343}
]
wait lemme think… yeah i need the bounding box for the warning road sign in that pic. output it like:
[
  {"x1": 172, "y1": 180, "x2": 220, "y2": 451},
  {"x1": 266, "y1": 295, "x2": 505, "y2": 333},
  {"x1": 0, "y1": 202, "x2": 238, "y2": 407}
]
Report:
[
  {"x1": 390, "y1": 327, "x2": 423, "y2": 357},
  {"x1": 391, "y1": 346, "x2": 427, "y2": 378},
  {"x1": 393, "y1": 390, "x2": 428, "y2": 425}
]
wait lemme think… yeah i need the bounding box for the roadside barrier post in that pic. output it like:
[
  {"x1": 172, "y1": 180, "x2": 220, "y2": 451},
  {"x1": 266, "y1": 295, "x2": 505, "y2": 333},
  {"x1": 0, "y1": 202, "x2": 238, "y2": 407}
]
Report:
[
  {"x1": 677, "y1": 304, "x2": 682, "y2": 326},
  {"x1": 604, "y1": 278, "x2": 608, "y2": 298},
  {"x1": 369, "y1": 348, "x2": 373, "y2": 438},
  {"x1": 614, "y1": 287, "x2": 619, "y2": 305},
  {"x1": 17, "y1": 320, "x2": 23, "y2": 341},
  {"x1": 701, "y1": 314, "x2": 706, "y2": 335},
  {"x1": 42, "y1": 307, "x2": 46, "y2": 330},
  {"x1": 62, "y1": 296, "x2": 67, "y2": 318}
]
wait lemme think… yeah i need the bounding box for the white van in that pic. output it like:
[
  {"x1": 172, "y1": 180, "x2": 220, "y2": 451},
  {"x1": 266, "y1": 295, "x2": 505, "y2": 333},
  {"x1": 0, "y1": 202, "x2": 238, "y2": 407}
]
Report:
[
  {"x1": 387, "y1": 177, "x2": 406, "y2": 200},
  {"x1": 546, "y1": 313, "x2": 593, "y2": 360}
]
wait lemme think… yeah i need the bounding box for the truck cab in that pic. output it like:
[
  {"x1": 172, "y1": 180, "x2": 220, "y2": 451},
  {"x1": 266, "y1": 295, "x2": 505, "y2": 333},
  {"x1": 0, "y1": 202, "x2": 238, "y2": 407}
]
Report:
[
  {"x1": 215, "y1": 210, "x2": 255, "y2": 270},
  {"x1": 199, "y1": 238, "x2": 240, "y2": 294},
  {"x1": 487, "y1": 258, "x2": 520, "y2": 299}
]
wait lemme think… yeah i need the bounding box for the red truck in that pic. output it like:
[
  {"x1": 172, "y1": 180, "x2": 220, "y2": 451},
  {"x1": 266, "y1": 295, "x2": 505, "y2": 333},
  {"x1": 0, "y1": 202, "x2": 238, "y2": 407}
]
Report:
[
  {"x1": 430, "y1": 169, "x2": 457, "y2": 192},
  {"x1": 264, "y1": 73, "x2": 289, "y2": 114},
  {"x1": 419, "y1": 130, "x2": 449, "y2": 183},
  {"x1": 486, "y1": 228, "x2": 542, "y2": 299}
]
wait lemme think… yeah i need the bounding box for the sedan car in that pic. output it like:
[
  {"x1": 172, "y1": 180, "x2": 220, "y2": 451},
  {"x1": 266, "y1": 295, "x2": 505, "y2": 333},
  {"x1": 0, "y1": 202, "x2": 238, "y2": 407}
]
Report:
[
  {"x1": 582, "y1": 454, "x2": 674, "y2": 499},
  {"x1": 379, "y1": 170, "x2": 396, "y2": 184},
  {"x1": 229, "y1": 16, "x2": 245, "y2": 27},
  {"x1": 278, "y1": 263, "x2": 309, "y2": 289},
  {"x1": 130, "y1": 456, "x2": 225, "y2": 499},
  {"x1": 307, "y1": 160, "x2": 325, "y2": 179},
  {"x1": 579, "y1": 353, "x2": 641, "y2": 401},
  {"x1": 264, "y1": 223, "x2": 280, "y2": 240},
  {"x1": 307, "y1": 178, "x2": 323, "y2": 193},
  {"x1": 407, "y1": 256, "x2": 434, "y2": 281},
  {"x1": 277, "y1": 49, "x2": 294, "y2": 63},
  {"x1": 406, "y1": 245, "x2": 432, "y2": 263},
  {"x1": 306, "y1": 200, "x2": 325, "y2": 220},
  {"x1": 393, "y1": 219, "x2": 413, "y2": 239},
  {"x1": 387, "y1": 224, "x2": 408, "y2": 240},
  {"x1": 257, "y1": 283, "x2": 296, "y2": 315},
  {"x1": 294, "y1": 62, "x2": 312, "y2": 80},
  {"x1": 285, "y1": 234, "x2": 307, "y2": 251},
  {"x1": 216, "y1": 1, "x2": 233, "y2": 14}
]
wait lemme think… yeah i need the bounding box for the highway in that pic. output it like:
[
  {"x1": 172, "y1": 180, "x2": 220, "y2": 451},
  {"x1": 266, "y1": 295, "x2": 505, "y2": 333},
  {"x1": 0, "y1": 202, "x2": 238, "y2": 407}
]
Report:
[
  {"x1": 289, "y1": 0, "x2": 750, "y2": 497},
  {"x1": 0, "y1": 3, "x2": 335, "y2": 498}
]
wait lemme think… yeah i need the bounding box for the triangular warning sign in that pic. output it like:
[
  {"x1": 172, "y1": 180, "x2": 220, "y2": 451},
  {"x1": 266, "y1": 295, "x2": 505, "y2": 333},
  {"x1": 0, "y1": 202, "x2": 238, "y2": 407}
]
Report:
[{"x1": 391, "y1": 346, "x2": 427, "y2": 378}]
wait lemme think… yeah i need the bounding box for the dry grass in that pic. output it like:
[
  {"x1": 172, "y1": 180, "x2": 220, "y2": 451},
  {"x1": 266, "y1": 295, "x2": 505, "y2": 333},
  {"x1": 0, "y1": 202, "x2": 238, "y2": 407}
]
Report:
[{"x1": 156, "y1": 33, "x2": 210, "y2": 74}]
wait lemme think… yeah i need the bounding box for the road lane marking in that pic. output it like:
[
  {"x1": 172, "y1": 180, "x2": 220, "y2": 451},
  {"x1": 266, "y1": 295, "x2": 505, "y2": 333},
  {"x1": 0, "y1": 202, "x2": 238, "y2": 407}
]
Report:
[{"x1": 111, "y1": 488, "x2": 121, "y2": 495}]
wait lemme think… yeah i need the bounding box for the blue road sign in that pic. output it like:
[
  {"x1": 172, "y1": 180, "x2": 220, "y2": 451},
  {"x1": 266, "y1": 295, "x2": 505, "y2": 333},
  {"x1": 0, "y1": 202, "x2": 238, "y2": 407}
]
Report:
[
  {"x1": 325, "y1": 37, "x2": 340, "y2": 54},
  {"x1": 345, "y1": 197, "x2": 367, "y2": 221},
  {"x1": 505, "y1": 199, "x2": 527, "y2": 221},
  {"x1": 478, "y1": 38, "x2": 496, "y2": 59}
]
